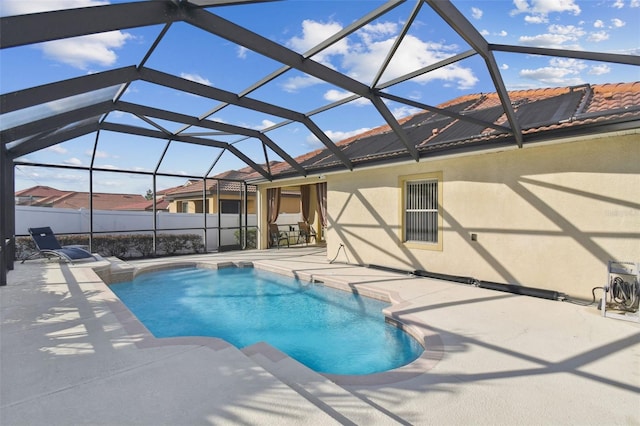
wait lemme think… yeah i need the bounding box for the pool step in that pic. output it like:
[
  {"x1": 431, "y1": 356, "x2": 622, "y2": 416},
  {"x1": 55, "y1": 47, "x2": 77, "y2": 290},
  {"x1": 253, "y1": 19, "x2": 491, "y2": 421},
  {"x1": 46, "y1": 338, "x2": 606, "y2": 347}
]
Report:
[
  {"x1": 92, "y1": 256, "x2": 135, "y2": 284},
  {"x1": 242, "y1": 342, "x2": 396, "y2": 425}
]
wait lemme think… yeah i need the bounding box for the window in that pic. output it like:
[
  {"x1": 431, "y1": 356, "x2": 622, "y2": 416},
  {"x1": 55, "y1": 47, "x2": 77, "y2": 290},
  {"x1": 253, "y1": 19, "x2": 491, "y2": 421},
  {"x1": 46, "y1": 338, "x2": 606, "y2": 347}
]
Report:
[
  {"x1": 400, "y1": 172, "x2": 442, "y2": 250},
  {"x1": 220, "y1": 200, "x2": 240, "y2": 214},
  {"x1": 180, "y1": 201, "x2": 189, "y2": 213}
]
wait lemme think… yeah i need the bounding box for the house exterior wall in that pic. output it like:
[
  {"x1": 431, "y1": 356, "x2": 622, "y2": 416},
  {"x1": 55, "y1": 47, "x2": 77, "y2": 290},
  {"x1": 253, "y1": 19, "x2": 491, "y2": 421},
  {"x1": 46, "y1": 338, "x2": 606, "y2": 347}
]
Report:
[
  {"x1": 324, "y1": 131, "x2": 639, "y2": 300},
  {"x1": 168, "y1": 194, "x2": 257, "y2": 214}
]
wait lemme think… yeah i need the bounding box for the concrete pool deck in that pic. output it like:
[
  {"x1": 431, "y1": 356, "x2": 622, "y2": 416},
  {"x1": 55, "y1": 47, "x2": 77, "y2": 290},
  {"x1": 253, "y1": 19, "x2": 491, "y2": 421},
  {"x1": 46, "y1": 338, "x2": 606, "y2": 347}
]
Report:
[{"x1": 1, "y1": 247, "x2": 639, "y2": 425}]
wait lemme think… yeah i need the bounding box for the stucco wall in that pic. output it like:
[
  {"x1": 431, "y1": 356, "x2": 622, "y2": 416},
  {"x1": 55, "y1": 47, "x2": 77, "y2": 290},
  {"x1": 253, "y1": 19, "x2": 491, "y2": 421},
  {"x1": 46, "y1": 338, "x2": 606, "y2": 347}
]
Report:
[
  {"x1": 325, "y1": 131, "x2": 639, "y2": 300},
  {"x1": 167, "y1": 195, "x2": 257, "y2": 214}
]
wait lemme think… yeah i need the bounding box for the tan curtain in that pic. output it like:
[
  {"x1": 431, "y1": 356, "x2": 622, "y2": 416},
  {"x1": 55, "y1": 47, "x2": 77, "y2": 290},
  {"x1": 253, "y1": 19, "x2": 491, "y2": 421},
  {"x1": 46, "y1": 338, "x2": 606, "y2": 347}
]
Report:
[
  {"x1": 300, "y1": 185, "x2": 311, "y2": 223},
  {"x1": 267, "y1": 187, "x2": 281, "y2": 225},
  {"x1": 315, "y1": 182, "x2": 327, "y2": 228}
]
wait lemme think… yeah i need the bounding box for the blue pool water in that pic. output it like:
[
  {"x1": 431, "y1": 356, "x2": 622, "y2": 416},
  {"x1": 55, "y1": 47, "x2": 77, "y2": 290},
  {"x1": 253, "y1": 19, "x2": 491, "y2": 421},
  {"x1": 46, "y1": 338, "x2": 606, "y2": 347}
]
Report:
[{"x1": 110, "y1": 267, "x2": 423, "y2": 375}]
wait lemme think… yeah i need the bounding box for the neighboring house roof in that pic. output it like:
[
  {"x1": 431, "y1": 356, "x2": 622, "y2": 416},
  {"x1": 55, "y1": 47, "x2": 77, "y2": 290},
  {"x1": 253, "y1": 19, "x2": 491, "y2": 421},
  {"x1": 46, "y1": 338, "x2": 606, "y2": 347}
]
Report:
[
  {"x1": 163, "y1": 167, "x2": 258, "y2": 199},
  {"x1": 247, "y1": 82, "x2": 640, "y2": 181},
  {"x1": 15, "y1": 185, "x2": 66, "y2": 199},
  {"x1": 118, "y1": 198, "x2": 171, "y2": 211},
  {"x1": 155, "y1": 180, "x2": 199, "y2": 196},
  {"x1": 15, "y1": 186, "x2": 151, "y2": 210}
]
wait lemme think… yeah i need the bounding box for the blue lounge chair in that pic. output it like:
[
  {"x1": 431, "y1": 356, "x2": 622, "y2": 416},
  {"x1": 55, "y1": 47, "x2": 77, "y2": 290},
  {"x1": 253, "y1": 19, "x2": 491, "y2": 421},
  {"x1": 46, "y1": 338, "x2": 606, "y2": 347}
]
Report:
[{"x1": 22, "y1": 227, "x2": 96, "y2": 263}]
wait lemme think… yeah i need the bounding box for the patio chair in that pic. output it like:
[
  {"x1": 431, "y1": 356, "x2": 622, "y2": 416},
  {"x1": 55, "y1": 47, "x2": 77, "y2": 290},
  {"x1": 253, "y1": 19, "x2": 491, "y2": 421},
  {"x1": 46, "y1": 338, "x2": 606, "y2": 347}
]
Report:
[
  {"x1": 297, "y1": 222, "x2": 317, "y2": 245},
  {"x1": 22, "y1": 227, "x2": 96, "y2": 263},
  {"x1": 269, "y1": 224, "x2": 289, "y2": 248}
]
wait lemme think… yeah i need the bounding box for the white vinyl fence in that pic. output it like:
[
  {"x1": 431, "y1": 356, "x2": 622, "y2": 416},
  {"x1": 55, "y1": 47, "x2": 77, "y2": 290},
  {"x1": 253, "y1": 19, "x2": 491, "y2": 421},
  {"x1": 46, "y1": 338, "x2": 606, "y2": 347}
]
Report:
[{"x1": 15, "y1": 206, "x2": 302, "y2": 251}]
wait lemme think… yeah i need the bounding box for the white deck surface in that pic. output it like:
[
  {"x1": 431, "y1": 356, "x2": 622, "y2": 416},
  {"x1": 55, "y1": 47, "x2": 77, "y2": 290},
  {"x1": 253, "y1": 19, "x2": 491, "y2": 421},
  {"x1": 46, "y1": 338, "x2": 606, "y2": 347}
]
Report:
[{"x1": 2, "y1": 248, "x2": 639, "y2": 425}]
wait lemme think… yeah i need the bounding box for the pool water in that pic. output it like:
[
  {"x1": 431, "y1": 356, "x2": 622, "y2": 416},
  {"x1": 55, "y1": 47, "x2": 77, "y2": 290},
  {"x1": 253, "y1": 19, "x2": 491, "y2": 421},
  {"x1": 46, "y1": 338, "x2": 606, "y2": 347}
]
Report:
[{"x1": 110, "y1": 267, "x2": 423, "y2": 375}]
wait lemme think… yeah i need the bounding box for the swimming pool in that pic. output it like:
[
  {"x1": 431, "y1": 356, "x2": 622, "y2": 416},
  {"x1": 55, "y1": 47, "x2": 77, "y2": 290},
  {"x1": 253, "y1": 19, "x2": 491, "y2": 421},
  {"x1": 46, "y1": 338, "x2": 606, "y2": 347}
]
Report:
[{"x1": 110, "y1": 266, "x2": 424, "y2": 375}]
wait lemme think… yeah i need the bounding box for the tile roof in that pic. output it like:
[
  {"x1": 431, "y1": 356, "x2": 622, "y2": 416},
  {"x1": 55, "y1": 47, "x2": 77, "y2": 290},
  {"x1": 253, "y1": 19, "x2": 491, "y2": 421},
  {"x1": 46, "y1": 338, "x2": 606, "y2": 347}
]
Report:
[
  {"x1": 163, "y1": 168, "x2": 258, "y2": 198},
  {"x1": 14, "y1": 185, "x2": 66, "y2": 198},
  {"x1": 247, "y1": 82, "x2": 639, "y2": 180},
  {"x1": 15, "y1": 186, "x2": 149, "y2": 210}
]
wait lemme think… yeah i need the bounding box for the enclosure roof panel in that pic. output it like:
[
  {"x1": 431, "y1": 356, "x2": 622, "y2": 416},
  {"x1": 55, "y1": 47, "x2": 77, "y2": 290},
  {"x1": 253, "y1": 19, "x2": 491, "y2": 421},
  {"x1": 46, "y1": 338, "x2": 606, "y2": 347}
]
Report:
[{"x1": 1, "y1": 0, "x2": 638, "y2": 188}]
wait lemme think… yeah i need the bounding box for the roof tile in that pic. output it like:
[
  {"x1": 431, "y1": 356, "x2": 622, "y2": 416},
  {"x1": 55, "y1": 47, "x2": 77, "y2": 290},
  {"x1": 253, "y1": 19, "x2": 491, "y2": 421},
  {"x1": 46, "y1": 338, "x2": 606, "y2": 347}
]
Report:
[{"x1": 255, "y1": 82, "x2": 639, "y2": 179}]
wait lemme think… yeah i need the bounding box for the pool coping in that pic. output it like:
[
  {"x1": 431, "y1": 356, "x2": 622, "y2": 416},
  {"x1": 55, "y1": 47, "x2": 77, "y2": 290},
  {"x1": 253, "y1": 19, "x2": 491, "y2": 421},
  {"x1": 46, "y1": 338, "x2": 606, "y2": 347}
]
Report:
[{"x1": 99, "y1": 259, "x2": 444, "y2": 386}]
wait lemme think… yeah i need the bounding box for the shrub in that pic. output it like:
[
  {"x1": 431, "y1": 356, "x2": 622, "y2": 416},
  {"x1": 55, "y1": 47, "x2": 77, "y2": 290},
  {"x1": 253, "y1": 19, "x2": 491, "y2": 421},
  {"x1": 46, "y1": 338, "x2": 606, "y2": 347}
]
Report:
[
  {"x1": 15, "y1": 233, "x2": 205, "y2": 260},
  {"x1": 129, "y1": 234, "x2": 154, "y2": 257},
  {"x1": 157, "y1": 234, "x2": 186, "y2": 255},
  {"x1": 234, "y1": 228, "x2": 257, "y2": 249}
]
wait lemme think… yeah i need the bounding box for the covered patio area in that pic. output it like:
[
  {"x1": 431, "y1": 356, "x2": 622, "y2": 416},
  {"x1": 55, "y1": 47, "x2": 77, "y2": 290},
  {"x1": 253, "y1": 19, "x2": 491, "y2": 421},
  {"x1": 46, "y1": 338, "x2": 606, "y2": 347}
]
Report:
[{"x1": 2, "y1": 248, "x2": 638, "y2": 425}]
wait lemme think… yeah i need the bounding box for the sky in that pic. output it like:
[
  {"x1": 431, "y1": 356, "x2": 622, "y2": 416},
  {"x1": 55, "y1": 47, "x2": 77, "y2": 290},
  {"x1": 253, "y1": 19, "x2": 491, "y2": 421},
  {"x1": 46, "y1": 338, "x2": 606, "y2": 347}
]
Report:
[{"x1": 1, "y1": 0, "x2": 639, "y2": 196}]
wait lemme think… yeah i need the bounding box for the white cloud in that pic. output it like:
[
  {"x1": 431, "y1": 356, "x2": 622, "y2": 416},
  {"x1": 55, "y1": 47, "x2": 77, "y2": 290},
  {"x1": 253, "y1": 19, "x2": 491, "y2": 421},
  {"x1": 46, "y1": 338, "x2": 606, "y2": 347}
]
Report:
[
  {"x1": 345, "y1": 34, "x2": 477, "y2": 89},
  {"x1": 611, "y1": 18, "x2": 626, "y2": 27},
  {"x1": 256, "y1": 119, "x2": 276, "y2": 130},
  {"x1": 2, "y1": 1, "x2": 133, "y2": 69},
  {"x1": 548, "y1": 24, "x2": 585, "y2": 36},
  {"x1": 524, "y1": 15, "x2": 548, "y2": 24},
  {"x1": 589, "y1": 64, "x2": 611, "y2": 75},
  {"x1": 518, "y1": 24, "x2": 585, "y2": 49},
  {"x1": 87, "y1": 150, "x2": 110, "y2": 158},
  {"x1": 361, "y1": 22, "x2": 398, "y2": 40},
  {"x1": 47, "y1": 145, "x2": 68, "y2": 154},
  {"x1": 408, "y1": 91, "x2": 422, "y2": 100},
  {"x1": 285, "y1": 19, "x2": 479, "y2": 92},
  {"x1": 237, "y1": 46, "x2": 248, "y2": 59},
  {"x1": 41, "y1": 31, "x2": 132, "y2": 70},
  {"x1": 500, "y1": 63, "x2": 509, "y2": 70},
  {"x1": 287, "y1": 19, "x2": 349, "y2": 64},
  {"x1": 322, "y1": 89, "x2": 369, "y2": 106},
  {"x1": 324, "y1": 89, "x2": 353, "y2": 102},
  {"x1": 480, "y1": 29, "x2": 490, "y2": 36},
  {"x1": 632, "y1": 0, "x2": 640, "y2": 7},
  {"x1": 471, "y1": 7, "x2": 483, "y2": 19},
  {"x1": 391, "y1": 105, "x2": 421, "y2": 119},
  {"x1": 306, "y1": 127, "x2": 372, "y2": 145},
  {"x1": 511, "y1": 0, "x2": 580, "y2": 26},
  {"x1": 612, "y1": 0, "x2": 625, "y2": 8},
  {"x1": 1, "y1": 0, "x2": 109, "y2": 15},
  {"x1": 180, "y1": 73, "x2": 212, "y2": 86},
  {"x1": 64, "y1": 157, "x2": 83, "y2": 166},
  {"x1": 587, "y1": 31, "x2": 609, "y2": 42},
  {"x1": 511, "y1": 0, "x2": 581, "y2": 16},
  {"x1": 281, "y1": 74, "x2": 323, "y2": 92},
  {"x1": 132, "y1": 166, "x2": 151, "y2": 173},
  {"x1": 519, "y1": 58, "x2": 586, "y2": 85},
  {"x1": 519, "y1": 33, "x2": 577, "y2": 49},
  {"x1": 497, "y1": 30, "x2": 508, "y2": 37},
  {"x1": 593, "y1": 20, "x2": 604, "y2": 28}
]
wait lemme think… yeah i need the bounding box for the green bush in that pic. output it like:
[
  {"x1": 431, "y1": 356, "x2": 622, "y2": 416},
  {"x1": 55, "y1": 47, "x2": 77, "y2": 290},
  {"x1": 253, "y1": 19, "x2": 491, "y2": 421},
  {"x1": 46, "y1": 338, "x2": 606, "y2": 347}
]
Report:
[
  {"x1": 129, "y1": 234, "x2": 154, "y2": 257},
  {"x1": 157, "y1": 234, "x2": 186, "y2": 255},
  {"x1": 15, "y1": 233, "x2": 206, "y2": 261},
  {"x1": 234, "y1": 228, "x2": 257, "y2": 249}
]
